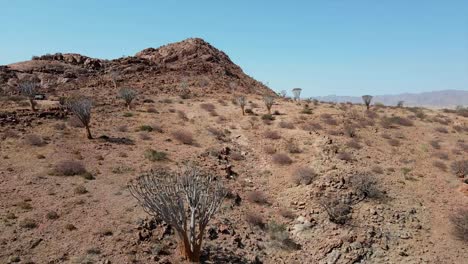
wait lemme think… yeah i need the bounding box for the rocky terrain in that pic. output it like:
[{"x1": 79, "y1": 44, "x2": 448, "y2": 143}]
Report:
[{"x1": 0, "y1": 38, "x2": 467, "y2": 264}]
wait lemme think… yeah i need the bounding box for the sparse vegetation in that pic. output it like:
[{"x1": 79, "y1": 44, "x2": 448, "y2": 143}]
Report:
[
  {"x1": 272, "y1": 153, "x2": 293, "y2": 165},
  {"x1": 450, "y1": 208, "x2": 468, "y2": 242},
  {"x1": 17, "y1": 80, "x2": 39, "y2": 111},
  {"x1": 54, "y1": 160, "x2": 87, "y2": 176},
  {"x1": 264, "y1": 130, "x2": 281, "y2": 140},
  {"x1": 236, "y1": 96, "x2": 246, "y2": 115},
  {"x1": 320, "y1": 198, "x2": 351, "y2": 225},
  {"x1": 24, "y1": 134, "x2": 45, "y2": 146},
  {"x1": 362, "y1": 95, "x2": 373, "y2": 110},
  {"x1": 451, "y1": 160, "x2": 468, "y2": 178},
  {"x1": 247, "y1": 190, "x2": 269, "y2": 205},
  {"x1": 292, "y1": 167, "x2": 316, "y2": 185},
  {"x1": 263, "y1": 95, "x2": 275, "y2": 114},
  {"x1": 144, "y1": 149, "x2": 167, "y2": 161},
  {"x1": 172, "y1": 130, "x2": 194, "y2": 145}
]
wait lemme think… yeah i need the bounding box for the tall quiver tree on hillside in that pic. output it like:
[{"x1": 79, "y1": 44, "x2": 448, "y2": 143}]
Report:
[
  {"x1": 236, "y1": 95, "x2": 246, "y2": 115},
  {"x1": 128, "y1": 164, "x2": 226, "y2": 262},
  {"x1": 67, "y1": 97, "x2": 93, "y2": 139},
  {"x1": 292, "y1": 88, "x2": 302, "y2": 102},
  {"x1": 109, "y1": 70, "x2": 119, "y2": 88},
  {"x1": 263, "y1": 95, "x2": 275, "y2": 114},
  {"x1": 18, "y1": 79, "x2": 40, "y2": 111},
  {"x1": 362, "y1": 95, "x2": 373, "y2": 110},
  {"x1": 119, "y1": 87, "x2": 137, "y2": 110}
]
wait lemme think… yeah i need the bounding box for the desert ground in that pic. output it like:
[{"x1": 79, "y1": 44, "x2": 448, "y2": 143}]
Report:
[{"x1": 0, "y1": 39, "x2": 467, "y2": 264}]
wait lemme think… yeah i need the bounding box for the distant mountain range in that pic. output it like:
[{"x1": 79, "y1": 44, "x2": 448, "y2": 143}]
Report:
[{"x1": 313, "y1": 90, "x2": 468, "y2": 108}]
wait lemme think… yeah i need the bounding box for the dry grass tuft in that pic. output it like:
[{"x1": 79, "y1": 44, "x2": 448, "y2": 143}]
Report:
[
  {"x1": 172, "y1": 130, "x2": 194, "y2": 145},
  {"x1": 54, "y1": 160, "x2": 87, "y2": 176},
  {"x1": 272, "y1": 153, "x2": 293, "y2": 165}
]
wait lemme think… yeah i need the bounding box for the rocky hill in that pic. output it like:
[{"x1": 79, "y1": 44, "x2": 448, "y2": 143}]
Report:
[{"x1": 0, "y1": 38, "x2": 274, "y2": 97}]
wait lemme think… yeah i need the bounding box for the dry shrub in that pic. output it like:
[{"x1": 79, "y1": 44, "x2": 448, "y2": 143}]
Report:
[
  {"x1": 350, "y1": 175, "x2": 382, "y2": 199},
  {"x1": 285, "y1": 138, "x2": 302, "y2": 154},
  {"x1": 116, "y1": 125, "x2": 128, "y2": 132},
  {"x1": 433, "y1": 152, "x2": 449, "y2": 160},
  {"x1": 320, "y1": 198, "x2": 351, "y2": 225},
  {"x1": 346, "y1": 139, "x2": 362, "y2": 149},
  {"x1": 279, "y1": 208, "x2": 296, "y2": 220},
  {"x1": 371, "y1": 166, "x2": 384, "y2": 174},
  {"x1": 390, "y1": 116, "x2": 413, "y2": 126},
  {"x1": 381, "y1": 133, "x2": 391, "y2": 139},
  {"x1": 433, "y1": 161, "x2": 447, "y2": 171},
  {"x1": 2, "y1": 129, "x2": 19, "y2": 139},
  {"x1": 292, "y1": 167, "x2": 316, "y2": 185},
  {"x1": 264, "y1": 130, "x2": 281, "y2": 140},
  {"x1": 272, "y1": 153, "x2": 293, "y2": 165},
  {"x1": 429, "y1": 140, "x2": 441, "y2": 149},
  {"x1": 172, "y1": 130, "x2": 194, "y2": 145},
  {"x1": 388, "y1": 138, "x2": 400, "y2": 147},
  {"x1": 230, "y1": 152, "x2": 244, "y2": 161},
  {"x1": 301, "y1": 122, "x2": 322, "y2": 131},
  {"x1": 176, "y1": 110, "x2": 189, "y2": 121},
  {"x1": 337, "y1": 152, "x2": 353, "y2": 161},
  {"x1": 24, "y1": 134, "x2": 45, "y2": 146},
  {"x1": 366, "y1": 111, "x2": 378, "y2": 119},
  {"x1": 54, "y1": 160, "x2": 87, "y2": 176},
  {"x1": 54, "y1": 123, "x2": 66, "y2": 130},
  {"x1": 450, "y1": 208, "x2": 468, "y2": 242},
  {"x1": 435, "y1": 127, "x2": 449, "y2": 134},
  {"x1": 139, "y1": 132, "x2": 151, "y2": 140},
  {"x1": 200, "y1": 103, "x2": 216, "y2": 112},
  {"x1": 147, "y1": 107, "x2": 158, "y2": 113},
  {"x1": 343, "y1": 124, "x2": 356, "y2": 138},
  {"x1": 264, "y1": 146, "x2": 276, "y2": 155},
  {"x1": 246, "y1": 211, "x2": 265, "y2": 229},
  {"x1": 206, "y1": 126, "x2": 226, "y2": 140},
  {"x1": 451, "y1": 160, "x2": 468, "y2": 178},
  {"x1": 321, "y1": 114, "x2": 338, "y2": 126},
  {"x1": 247, "y1": 190, "x2": 269, "y2": 205},
  {"x1": 278, "y1": 121, "x2": 294, "y2": 129}
]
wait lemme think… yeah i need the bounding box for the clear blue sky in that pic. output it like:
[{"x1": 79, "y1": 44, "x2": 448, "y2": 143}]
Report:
[{"x1": 1, "y1": 0, "x2": 467, "y2": 97}]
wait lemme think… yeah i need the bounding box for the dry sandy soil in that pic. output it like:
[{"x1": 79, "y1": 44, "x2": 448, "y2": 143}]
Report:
[{"x1": 0, "y1": 93, "x2": 467, "y2": 264}]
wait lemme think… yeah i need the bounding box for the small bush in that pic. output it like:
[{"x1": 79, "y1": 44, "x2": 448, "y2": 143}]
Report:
[
  {"x1": 301, "y1": 122, "x2": 322, "y2": 131},
  {"x1": 278, "y1": 121, "x2": 294, "y2": 129},
  {"x1": 451, "y1": 160, "x2": 468, "y2": 178},
  {"x1": 337, "y1": 152, "x2": 353, "y2": 161},
  {"x1": 46, "y1": 211, "x2": 59, "y2": 220},
  {"x1": 388, "y1": 138, "x2": 400, "y2": 147},
  {"x1": 433, "y1": 161, "x2": 447, "y2": 171},
  {"x1": 292, "y1": 167, "x2": 316, "y2": 185},
  {"x1": 429, "y1": 140, "x2": 441, "y2": 149},
  {"x1": 116, "y1": 125, "x2": 128, "y2": 132},
  {"x1": 390, "y1": 116, "x2": 413, "y2": 126},
  {"x1": 144, "y1": 149, "x2": 167, "y2": 161},
  {"x1": 285, "y1": 139, "x2": 302, "y2": 154},
  {"x1": 371, "y1": 166, "x2": 384, "y2": 174},
  {"x1": 24, "y1": 134, "x2": 45, "y2": 146},
  {"x1": 272, "y1": 153, "x2": 293, "y2": 165},
  {"x1": 200, "y1": 103, "x2": 216, "y2": 112},
  {"x1": 19, "y1": 218, "x2": 37, "y2": 229},
  {"x1": 172, "y1": 130, "x2": 194, "y2": 145},
  {"x1": 262, "y1": 114, "x2": 275, "y2": 121},
  {"x1": 264, "y1": 130, "x2": 281, "y2": 140},
  {"x1": 343, "y1": 124, "x2": 356, "y2": 138},
  {"x1": 247, "y1": 190, "x2": 269, "y2": 205},
  {"x1": 139, "y1": 132, "x2": 151, "y2": 140},
  {"x1": 346, "y1": 139, "x2": 362, "y2": 149},
  {"x1": 267, "y1": 221, "x2": 301, "y2": 251},
  {"x1": 246, "y1": 211, "x2": 265, "y2": 229},
  {"x1": 320, "y1": 198, "x2": 351, "y2": 225},
  {"x1": 54, "y1": 160, "x2": 87, "y2": 176},
  {"x1": 74, "y1": 185, "x2": 88, "y2": 195},
  {"x1": 279, "y1": 208, "x2": 296, "y2": 220},
  {"x1": 139, "y1": 125, "x2": 154, "y2": 132},
  {"x1": 177, "y1": 110, "x2": 189, "y2": 121},
  {"x1": 350, "y1": 175, "x2": 382, "y2": 199},
  {"x1": 450, "y1": 208, "x2": 468, "y2": 242},
  {"x1": 434, "y1": 152, "x2": 449, "y2": 160},
  {"x1": 435, "y1": 127, "x2": 449, "y2": 134}
]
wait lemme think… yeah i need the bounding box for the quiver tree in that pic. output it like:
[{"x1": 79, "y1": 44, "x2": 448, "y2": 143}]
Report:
[
  {"x1": 292, "y1": 88, "x2": 302, "y2": 102},
  {"x1": 279, "y1": 90, "x2": 287, "y2": 98},
  {"x1": 362, "y1": 95, "x2": 373, "y2": 110},
  {"x1": 109, "y1": 70, "x2": 119, "y2": 88},
  {"x1": 67, "y1": 97, "x2": 93, "y2": 139},
  {"x1": 263, "y1": 95, "x2": 275, "y2": 114},
  {"x1": 128, "y1": 165, "x2": 226, "y2": 262},
  {"x1": 236, "y1": 95, "x2": 246, "y2": 115},
  {"x1": 397, "y1": 101, "x2": 404, "y2": 108},
  {"x1": 17, "y1": 80, "x2": 40, "y2": 111},
  {"x1": 118, "y1": 88, "x2": 137, "y2": 110}
]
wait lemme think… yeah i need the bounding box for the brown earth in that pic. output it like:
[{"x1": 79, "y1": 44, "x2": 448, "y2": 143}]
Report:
[{"x1": 0, "y1": 39, "x2": 467, "y2": 264}]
